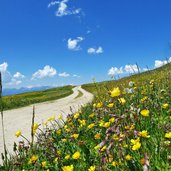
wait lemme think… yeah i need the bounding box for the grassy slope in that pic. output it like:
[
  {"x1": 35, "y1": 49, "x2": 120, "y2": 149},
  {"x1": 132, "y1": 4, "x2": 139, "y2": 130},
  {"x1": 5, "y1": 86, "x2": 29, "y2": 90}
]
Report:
[
  {"x1": 82, "y1": 63, "x2": 171, "y2": 95},
  {"x1": 1, "y1": 64, "x2": 171, "y2": 170},
  {"x1": 2, "y1": 85, "x2": 74, "y2": 110}
]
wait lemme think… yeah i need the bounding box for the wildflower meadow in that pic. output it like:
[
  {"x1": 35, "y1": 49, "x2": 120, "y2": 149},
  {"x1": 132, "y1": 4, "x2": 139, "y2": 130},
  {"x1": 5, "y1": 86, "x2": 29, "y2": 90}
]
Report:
[{"x1": 0, "y1": 63, "x2": 171, "y2": 171}]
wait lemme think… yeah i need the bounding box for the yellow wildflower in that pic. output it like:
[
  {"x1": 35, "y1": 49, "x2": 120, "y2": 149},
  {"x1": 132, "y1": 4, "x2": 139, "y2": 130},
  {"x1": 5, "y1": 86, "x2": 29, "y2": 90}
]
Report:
[
  {"x1": 109, "y1": 117, "x2": 115, "y2": 123},
  {"x1": 165, "y1": 132, "x2": 171, "y2": 139},
  {"x1": 44, "y1": 121, "x2": 48, "y2": 126},
  {"x1": 74, "y1": 113, "x2": 80, "y2": 119},
  {"x1": 125, "y1": 155, "x2": 132, "y2": 160},
  {"x1": 41, "y1": 161, "x2": 47, "y2": 167},
  {"x1": 140, "y1": 109, "x2": 149, "y2": 117},
  {"x1": 94, "y1": 144, "x2": 100, "y2": 150},
  {"x1": 15, "y1": 130, "x2": 21, "y2": 138},
  {"x1": 138, "y1": 130, "x2": 150, "y2": 138},
  {"x1": 70, "y1": 134, "x2": 79, "y2": 139},
  {"x1": 89, "y1": 113, "x2": 95, "y2": 118},
  {"x1": 62, "y1": 164, "x2": 74, "y2": 171},
  {"x1": 113, "y1": 134, "x2": 119, "y2": 141},
  {"x1": 141, "y1": 96, "x2": 148, "y2": 102},
  {"x1": 96, "y1": 102, "x2": 103, "y2": 108},
  {"x1": 94, "y1": 133, "x2": 101, "y2": 139},
  {"x1": 65, "y1": 155, "x2": 70, "y2": 160},
  {"x1": 58, "y1": 115, "x2": 63, "y2": 120},
  {"x1": 112, "y1": 161, "x2": 117, "y2": 167},
  {"x1": 101, "y1": 146, "x2": 107, "y2": 152},
  {"x1": 162, "y1": 103, "x2": 169, "y2": 109},
  {"x1": 57, "y1": 129, "x2": 61, "y2": 135},
  {"x1": 118, "y1": 98, "x2": 126, "y2": 105},
  {"x1": 103, "y1": 122, "x2": 110, "y2": 128},
  {"x1": 110, "y1": 87, "x2": 121, "y2": 97},
  {"x1": 72, "y1": 151, "x2": 80, "y2": 159},
  {"x1": 131, "y1": 138, "x2": 141, "y2": 150},
  {"x1": 78, "y1": 119, "x2": 86, "y2": 127},
  {"x1": 88, "y1": 166, "x2": 96, "y2": 171},
  {"x1": 107, "y1": 103, "x2": 114, "y2": 108},
  {"x1": 88, "y1": 123, "x2": 95, "y2": 129},
  {"x1": 28, "y1": 155, "x2": 38, "y2": 164}
]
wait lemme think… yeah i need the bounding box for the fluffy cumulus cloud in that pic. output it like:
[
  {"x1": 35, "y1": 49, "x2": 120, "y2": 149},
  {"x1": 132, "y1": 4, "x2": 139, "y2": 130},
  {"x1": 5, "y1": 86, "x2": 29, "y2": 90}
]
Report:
[
  {"x1": 58, "y1": 72, "x2": 70, "y2": 77},
  {"x1": 124, "y1": 64, "x2": 140, "y2": 74},
  {"x1": 48, "y1": 0, "x2": 81, "y2": 17},
  {"x1": 154, "y1": 57, "x2": 171, "y2": 68},
  {"x1": 87, "y1": 47, "x2": 104, "y2": 54},
  {"x1": 108, "y1": 64, "x2": 141, "y2": 77},
  {"x1": 108, "y1": 67, "x2": 123, "y2": 76},
  {"x1": 32, "y1": 65, "x2": 57, "y2": 80},
  {"x1": 13, "y1": 72, "x2": 25, "y2": 79},
  {"x1": 0, "y1": 62, "x2": 23, "y2": 86},
  {"x1": 67, "y1": 37, "x2": 84, "y2": 51}
]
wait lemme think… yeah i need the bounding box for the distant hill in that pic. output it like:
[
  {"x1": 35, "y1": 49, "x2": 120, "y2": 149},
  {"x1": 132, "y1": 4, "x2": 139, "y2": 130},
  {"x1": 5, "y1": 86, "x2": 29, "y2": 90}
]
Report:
[{"x1": 2, "y1": 86, "x2": 52, "y2": 96}]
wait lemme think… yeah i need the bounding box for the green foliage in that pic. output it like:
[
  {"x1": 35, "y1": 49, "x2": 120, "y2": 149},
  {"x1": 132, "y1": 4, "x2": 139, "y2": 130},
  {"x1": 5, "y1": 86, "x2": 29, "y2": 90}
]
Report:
[
  {"x1": 1, "y1": 64, "x2": 171, "y2": 170},
  {"x1": 2, "y1": 86, "x2": 74, "y2": 110}
]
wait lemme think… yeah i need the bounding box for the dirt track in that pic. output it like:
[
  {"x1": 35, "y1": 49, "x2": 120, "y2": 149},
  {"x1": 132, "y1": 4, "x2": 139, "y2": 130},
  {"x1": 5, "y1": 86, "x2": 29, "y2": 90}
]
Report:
[{"x1": 0, "y1": 86, "x2": 93, "y2": 163}]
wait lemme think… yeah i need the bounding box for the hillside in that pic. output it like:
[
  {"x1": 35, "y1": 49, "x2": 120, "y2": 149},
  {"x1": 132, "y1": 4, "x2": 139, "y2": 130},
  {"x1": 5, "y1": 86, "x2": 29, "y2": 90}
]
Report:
[
  {"x1": 82, "y1": 63, "x2": 171, "y2": 95},
  {"x1": 0, "y1": 64, "x2": 171, "y2": 171},
  {"x1": 1, "y1": 85, "x2": 74, "y2": 110}
]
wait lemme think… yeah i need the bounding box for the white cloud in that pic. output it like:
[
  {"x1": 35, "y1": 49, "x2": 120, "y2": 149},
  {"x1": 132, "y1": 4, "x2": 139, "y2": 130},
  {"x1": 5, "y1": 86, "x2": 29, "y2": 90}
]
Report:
[
  {"x1": 0, "y1": 62, "x2": 8, "y2": 73},
  {"x1": 0, "y1": 62, "x2": 12, "y2": 83},
  {"x1": 13, "y1": 72, "x2": 25, "y2": 79},
  {"x1": 6, "y1": 79, "x2": 22, "y2": 86},
  {"x1": 87, "y1": 46, "x2": 104, "y2": 54},
  {"x1": 32, "y1": 65, "x2": 57, "y2": 80},
  {"x1": 58, "y1": 72, "x2": 70, "y2": 77},
  {"x1": 143, "y1": 68, "x2": 149, "y2": 71},
  {"x1": 48, "y1": 0, "x2": 81, "y2": 17},
  {"x1": 67, "y1": 37, "x2": 84, "y2": 51},
  {"x1": 154, "y1": 57, "x2": 171, "y2": 68},
  {"x1": 48, "y1": 1, "x2": 59, "y2": 8},
  {"x1": 108, "y1": 67, "x2": 123, "y2": 76},
  {"x1": 124, "y1": 64, "x2": 140, "y2": 73},
  {"x1": 0, "y1": 62, "x2": 25, "y2": 87},
  {"x1": 73, "y1": 74, "x2": 80, "y2": 78}
]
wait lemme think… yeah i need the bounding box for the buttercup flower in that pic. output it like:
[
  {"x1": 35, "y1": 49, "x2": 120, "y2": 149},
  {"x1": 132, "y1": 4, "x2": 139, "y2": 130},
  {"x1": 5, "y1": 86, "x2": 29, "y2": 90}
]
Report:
[
  {"x1": 110, "y1": 87, "x2": 121, "y2": 97},
  {"x1": 88, "y1": 123, "x2": 95, "y2": 129},
  {"x1": 131, "y1": 138, "x2": 141, "y2": 150},
  {"x1": 94, "y1": 133, "x2": 101, "y2": 139},
  {"x1": 41, "y1": 161, "x2": 47, "y2": 167},
  {"x1": 165, "y1": 132, "x2": 171, "y2": 139},
  {"x1": 72, "y1": 151, "x2": 80, "y2": 159},
  {"x1": 138, "y1": 130, "x2": 150, "y2": 138},
  {"x1": 15, "y1": 130, "x2": 21, "y2": 138},
  {"x1": 88, "y1": 166, "x2": 96, "y2": 171},
  {"x1": 107, "y1": 103, "x2": 114, "y2": 108},
  {"x1": 140, "y1": 109, "x2": 149, "y2": 117},
  {"x1": 125, "y1": 155, "x2": 132, "y2": 160},
  {"x1": 28, "y1": 155, "x2": 38, "y2": 164},
  {"x1": 70, "y1": 134, "x2": 79, "y2": 139},
  {"x1": 162, "y1": 103, "x2": 169, "y2": 109},
  {"x1": 62, "y1": 164, "x2": 74, "y2": 171},
  {"x1": 65, "y1": 155, "x2": 70, "y2": 160},
  {"x1": 118, "y1": 98, "x2": 126, "y2": 105}
]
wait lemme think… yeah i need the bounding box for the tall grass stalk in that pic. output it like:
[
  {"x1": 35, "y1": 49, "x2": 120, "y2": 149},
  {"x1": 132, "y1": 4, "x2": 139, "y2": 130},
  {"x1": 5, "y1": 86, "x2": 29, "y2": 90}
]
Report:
[
  {"x1": 31, "y1": 105, "x2": 35, "y2": 148},
  {"x1": 0, "y1": 72, "x2": 8, "y2": 166}
]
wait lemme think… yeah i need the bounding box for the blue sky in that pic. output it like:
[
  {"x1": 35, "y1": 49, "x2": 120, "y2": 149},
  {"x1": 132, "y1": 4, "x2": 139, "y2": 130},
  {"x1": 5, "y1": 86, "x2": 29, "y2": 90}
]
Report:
[{"x1": 0, "y1": 0, "x2": 171, "y2": 88}]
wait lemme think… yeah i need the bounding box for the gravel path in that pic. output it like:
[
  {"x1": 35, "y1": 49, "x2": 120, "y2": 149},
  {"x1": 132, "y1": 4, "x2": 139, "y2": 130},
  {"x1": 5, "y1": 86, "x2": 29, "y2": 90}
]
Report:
[{"x1": 0, "y1": 86, "x2": 93, "y2": 164}]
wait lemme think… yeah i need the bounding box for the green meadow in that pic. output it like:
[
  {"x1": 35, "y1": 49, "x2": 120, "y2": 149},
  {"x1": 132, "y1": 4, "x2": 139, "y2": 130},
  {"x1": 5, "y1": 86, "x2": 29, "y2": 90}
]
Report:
[
  {"x1": 0, "y1": 63, "x2": 171, "y2": 171},
  {"x1": 1, "y1": 85, "x2": 73, "y2": 110}
]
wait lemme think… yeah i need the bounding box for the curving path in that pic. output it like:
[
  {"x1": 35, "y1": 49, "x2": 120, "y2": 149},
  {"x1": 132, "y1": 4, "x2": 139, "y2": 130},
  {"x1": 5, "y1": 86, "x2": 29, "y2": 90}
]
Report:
[{"x1": 0, "y1": 86, "x2": 93, "y2": 164}]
